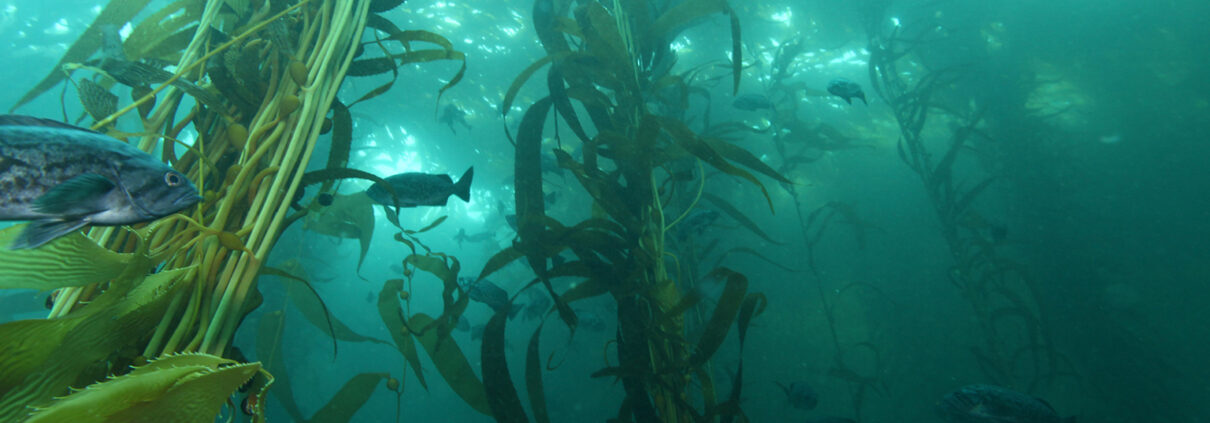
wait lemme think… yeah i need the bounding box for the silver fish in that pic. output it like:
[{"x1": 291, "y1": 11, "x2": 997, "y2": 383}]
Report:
[
  {"x1": 366, "y1": 167, "x2": 473, "y2": 208},
  {"x1": 937, "y1": 384, "x2": 1074, "y2": 423},
  {"x1": 826, "y1": 78, "x2": 867, "y2": 105},
  {"x1": 0, "y1": 115, "x2": 200, "y2": 249}
]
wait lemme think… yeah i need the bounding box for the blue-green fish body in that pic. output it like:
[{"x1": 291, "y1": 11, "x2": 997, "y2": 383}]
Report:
[
  {"x1": 365, "y1": 167, "x2": 473, "y2": 208},
  {"x1": 0, "y1": 115, "x2": 200, "y2": 248},
  {"x1": 938, "y1": 384, "x2": 1075, "y2": 423}
]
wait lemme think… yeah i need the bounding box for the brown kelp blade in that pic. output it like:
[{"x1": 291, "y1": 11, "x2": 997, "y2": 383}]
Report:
[
  {"x1": 307, "y1": 373, "x2": 391, "y2": 423},
  {"x1": 377, "y1": 278, "x2": 428, "y2": 390},
  {"x1": 301, "y1": 192, "x2": 375, "y2": 276},
  {"x1": 256, "y1": 311, "x2": 307, "y2": 423},
  {"x1": 481, "y1": 311, "x2": 529, "y2": 422},
  {"x1": 10, "y1": 0, "x2": 153, "y2": 112},
  {"x1": 408, "y1": 313, "x2": 491, "y2": 415}
]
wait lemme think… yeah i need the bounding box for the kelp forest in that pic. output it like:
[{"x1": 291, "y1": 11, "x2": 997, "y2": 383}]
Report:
[{"x1": 0, "y1": 0, "x2": 1206, "y2": 422}]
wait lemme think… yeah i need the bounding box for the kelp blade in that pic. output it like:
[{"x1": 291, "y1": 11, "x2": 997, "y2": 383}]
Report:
[
  {"x1": 0, "y1": 225, "x2": 141, "y2": 290},
  {"x1": 409, "y1": 313, "x2": 492, "y2": 415}
]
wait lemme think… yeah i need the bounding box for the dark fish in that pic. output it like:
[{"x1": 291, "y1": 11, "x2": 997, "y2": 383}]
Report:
[
  {"x1": 522, "y1": 292, "x2": 551, "y2": 321},
  {"x1": 0, "y1": 115, "x2": 200, "y2": 249},
  {"x1": 366, "y1": 167, "x2": 473, "y2": 208},
  {"x1": 805, "y1": 418, "x2": 855, "y2": 423},
  {"x1": 937, "y1": 384, "x2": 1074, "y2": 423},
  {"x1": 463, "y1": 278, "x2": 521, "y2": 318},
  {"x1": 775, "y1": 381, "x2": 819, "y2": 410},
  {"x1": 577, "y1": 309, "x2": 607, "y2": 332},
  {"x1": 453, "y1": 228, "x2": 495, "y2": 248},
  {"x1": 77, "y1": 79, "x2": 118, "y2": 123},
  {"x1": 732, "y1": 93, "x2": 773, "y2": 111},
  {"x1": 95, "y1": 25, "x2": 226, "y2": 112},
  {"x1": 674, "y1": 208, "x2": 720, "y2": 240},
  {"x1": 439, "y1": 104, "x2": 472, "y2": 134},
  {"x1": 826, "y1": 78, "x2": 867, "y2": 105}
]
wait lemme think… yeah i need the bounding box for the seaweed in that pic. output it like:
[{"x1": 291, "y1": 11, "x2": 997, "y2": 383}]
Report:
[{"x1": 0, "y1": 1, "x2": 468, "y2": 420}]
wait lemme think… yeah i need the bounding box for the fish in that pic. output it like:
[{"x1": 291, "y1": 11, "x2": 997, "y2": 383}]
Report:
[
  {"x1": 732, "y1": 93, "x2": 773, "y2": 111},
  {"x1": 826, "y1": 78, "x2": 867, "y2": 105},
  {"x1": 438, "y1": 104, "x2": 472, "y2": 134},
  {"x1": 365, "y1": 167, "x2": 473, "y2": 208},
  {"x1": 775, "y1": 381, "x2": 819, "y2": 410},
  {"x1": 577, "y1": 309, "x2": 608, "y2": 332},
  {"x1": 937, "y1": 384, "x2": 1075, "y2": 423},
  {"x1": 453, "y1": 228, "x2": 495, "y2": 248},
  {"x1": 0, "y1": 115, "x2": 201, "y2": 249},
  {"x1": 462, "y1": 278, "x2": 521, "y2": 318},
  {"x1": 805, "y1": 418, "x2": 855, "y2": 423},
  {"x1": 673, "y1": 208, "x2": 720, "y2": 240},
  {"x1": 522, "y1": 291, "x2": 551, "y2": 321}
]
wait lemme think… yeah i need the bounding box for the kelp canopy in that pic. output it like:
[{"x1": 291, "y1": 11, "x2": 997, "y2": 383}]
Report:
[{"x1": 0, "y1": 0, "x2": 780, "y2": 421}]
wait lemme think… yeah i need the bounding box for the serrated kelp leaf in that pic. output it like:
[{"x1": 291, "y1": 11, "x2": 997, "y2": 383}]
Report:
[
  {"x1": 706, "y1": 137, "x2": 792, "y2": 184},
  {"x1": 25, "y1": 353, "x2": 259, "y2": 423},
  {"x1": 700, "y1": 193, "x2": 783, "y2": 245},
  {"x1": 378, "y1": 278, "x2": 427, "y2": 390},
  {"x1": 302, "y1": 193, "x2": 374, "y2": 276},
  {"x1": 0, "y1": 225, "x2": 140, "y2": 290},
  {"x1": 255, "y1": 311, "x2": 306, "y2": 423},
  {"x1": 526, "y1": 322, "x2": 551, "y2": 423},
  {"x1": 10, "y1": 0, "x2": 153, "y2": 112},
  {"x1": 501, "y1": 54, "x2": 557, "y2": 116},
  {"x1": 657, "y1": 116, "x2": 774, "y2": 211},
  {"x1": 0, "y1": 268, "x2": 189, "y2": 421},
  {"x1": 308, "y1": 373, "x2": 390, "y2": 423},
  {"x1": 408, "y1": 313, "x2": 491, "y2": 415},
  {"x1": 482, "y1": 312, "x2": 529, "y2": 422},
  {"x1": 77, "y1": 79, "x2": 118, "y2": 123},
  {"x1": 688, "y1": 267, "x2": 748, "y2": 368}
]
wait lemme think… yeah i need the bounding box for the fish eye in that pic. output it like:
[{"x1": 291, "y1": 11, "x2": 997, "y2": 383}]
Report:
[{"x1": 164, "y1": 172, "x2": 183, "y2": 187}]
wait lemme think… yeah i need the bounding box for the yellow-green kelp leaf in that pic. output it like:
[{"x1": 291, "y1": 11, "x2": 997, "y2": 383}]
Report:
[
  {"x1": 0, "y1": 267, "x2": 191, "y2": 421},
  {"x1": 377, "y1": 278, "x2": 428, "y2": 390},
  {"x1": 302, "y1": 192, "x2": 375, "y2": 276},
  {"x1": 0, "y1": 225, "x2": 140, "y2": 290},
  {"x1": 25, "y1": 353, "x2": 260, "y2": 423}
]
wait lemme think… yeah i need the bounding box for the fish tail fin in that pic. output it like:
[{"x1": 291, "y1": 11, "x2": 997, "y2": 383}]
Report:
[
  {"x1": 843, "y1": 97, "x2": 853, "y2": 105},
  {"x1": 11, "y1": 220, "x2": 88, "y2": 249},
  {"x1": 453, "y1": 166, "x2": 474, "y2": 203},
  {"x1": 858, "y1": 93, "x2": 868, "y2": 105}
]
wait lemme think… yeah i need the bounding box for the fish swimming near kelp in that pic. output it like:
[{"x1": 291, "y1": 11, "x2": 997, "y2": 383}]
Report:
[
  {"x1": 365, "y1": 167, "x2": 473, "y2": 208},
  {"x1": 462, "y1": 277, "x2": 522, "y2": 319},
  {"x1": 439, "y1": 104, "x2": 472, "y2": 134},
  {"x1": 0, "y1": 115, "x2": 201, "y2": 249},
  {"x1": 937, "y1": 384, "x2": 1075, "y2": 423},
  {"x1": 775, "y1": 381, "x2": 819, "y2": 410},
  {"x1": 732, "y1": 93, "x2": 773, "y2": 111},
  {"x1": 826, "y1": 78, "x2": 867, "y2": 105}
]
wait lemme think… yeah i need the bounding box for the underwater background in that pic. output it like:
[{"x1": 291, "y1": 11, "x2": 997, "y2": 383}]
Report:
[{"x1": 0, "y1": 0, "x2": 1207, "y2": 422}]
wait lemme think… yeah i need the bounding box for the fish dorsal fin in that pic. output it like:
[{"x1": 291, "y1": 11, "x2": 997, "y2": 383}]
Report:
[{"x1": 0, "y1": 115, "x2": 102, "y2": 135}]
